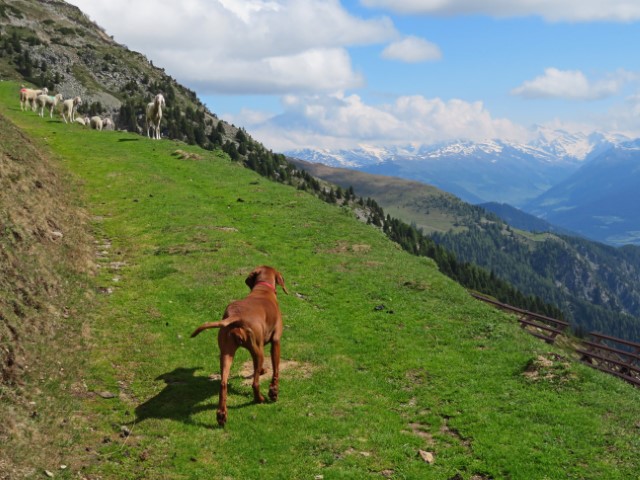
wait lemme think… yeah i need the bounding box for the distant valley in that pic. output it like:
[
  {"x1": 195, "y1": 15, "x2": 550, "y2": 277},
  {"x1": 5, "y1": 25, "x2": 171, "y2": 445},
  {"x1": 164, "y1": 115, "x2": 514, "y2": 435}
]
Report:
[{"x1": 524, "y1": 139, "x2": 640, "y2": 245}]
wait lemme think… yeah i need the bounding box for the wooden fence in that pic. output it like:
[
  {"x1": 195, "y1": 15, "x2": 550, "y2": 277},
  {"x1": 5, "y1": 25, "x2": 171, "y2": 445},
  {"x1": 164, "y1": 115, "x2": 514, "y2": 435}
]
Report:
[
  {"x1": 470, "y1": 292, "x2": 640, "y2": 388},
  {"x1": 470, "y1": 292, "x2": 570, "y2": 344},
  {"x1": 576, "y1": 332, "x2": 640, "y2": 387}
]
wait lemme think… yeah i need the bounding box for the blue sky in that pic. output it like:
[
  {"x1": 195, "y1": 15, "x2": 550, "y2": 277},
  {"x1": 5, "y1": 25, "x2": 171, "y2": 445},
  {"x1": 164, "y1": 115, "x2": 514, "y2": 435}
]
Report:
[{"x1": 67, "y1": 0, "x2": 640, "y2": 151}]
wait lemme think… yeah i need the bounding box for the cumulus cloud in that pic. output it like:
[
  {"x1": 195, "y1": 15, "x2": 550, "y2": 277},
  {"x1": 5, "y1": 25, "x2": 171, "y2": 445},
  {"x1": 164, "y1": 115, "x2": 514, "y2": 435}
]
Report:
[
  {"x1": 381, "y1": 36, "x2": 442, "y2": 63},
  {"x1": 511, "y1": 68, "x2": 636, "y2": 100},
  {"x1": 67, "y1": 0, "x2": 396, "y2": 94},
  {"x1": 184, "y1": 47, "x2": 365, "y2": 94},
  {"x1": 236, "y1": 93, "x2": 529, "y2": 151},
  {"x1": 360, "y1": 0, "x2": 640, "y2": 22}
]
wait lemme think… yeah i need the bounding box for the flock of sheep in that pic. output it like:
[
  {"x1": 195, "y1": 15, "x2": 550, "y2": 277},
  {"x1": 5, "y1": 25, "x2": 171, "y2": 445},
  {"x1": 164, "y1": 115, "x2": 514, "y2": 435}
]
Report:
[
  {"x1": 19, "y1": 86, "x2": 165, "y2": 139},
  {"x1": 19, "y1": 86, "x2": 112, "y2": 130}
]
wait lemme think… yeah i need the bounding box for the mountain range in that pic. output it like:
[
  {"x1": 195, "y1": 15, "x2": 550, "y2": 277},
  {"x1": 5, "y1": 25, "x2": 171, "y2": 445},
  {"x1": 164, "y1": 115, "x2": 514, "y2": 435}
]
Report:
[{"x1": 287, "y1": 129, "x2": 640, "y2": 245}]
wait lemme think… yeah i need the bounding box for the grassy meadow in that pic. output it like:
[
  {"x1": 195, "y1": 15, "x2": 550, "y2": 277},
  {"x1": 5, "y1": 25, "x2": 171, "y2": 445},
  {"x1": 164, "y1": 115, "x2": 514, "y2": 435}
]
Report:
[{"x1": 1, "y1": 81, "x2": 640, "y2": 479}]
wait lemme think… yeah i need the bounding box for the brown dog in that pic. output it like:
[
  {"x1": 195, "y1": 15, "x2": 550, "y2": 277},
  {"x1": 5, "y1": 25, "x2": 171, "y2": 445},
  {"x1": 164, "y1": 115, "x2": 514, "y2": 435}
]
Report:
[{"x1": 191, "y1": 265, "x2": 288, "y2": 426}]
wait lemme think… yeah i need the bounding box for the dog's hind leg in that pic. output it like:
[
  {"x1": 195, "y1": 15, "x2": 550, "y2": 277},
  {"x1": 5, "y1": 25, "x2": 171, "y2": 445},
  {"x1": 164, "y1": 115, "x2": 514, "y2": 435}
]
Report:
[
  {"x1": 217, "y1": 348, "x2": 237, "y2": 427},
  {"x1": 268, "y1": 339, "x2": 280, "y2": 401},
  {"x1": 250, "y1": 346, "x2": 266, "y2": 403}
]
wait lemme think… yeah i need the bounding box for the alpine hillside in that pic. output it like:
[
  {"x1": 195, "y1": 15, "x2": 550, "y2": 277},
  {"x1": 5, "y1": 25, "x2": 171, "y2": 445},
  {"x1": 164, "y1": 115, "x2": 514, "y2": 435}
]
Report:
[{"x1": 2, "y1": 3, "x2": 640, "y2": 478}]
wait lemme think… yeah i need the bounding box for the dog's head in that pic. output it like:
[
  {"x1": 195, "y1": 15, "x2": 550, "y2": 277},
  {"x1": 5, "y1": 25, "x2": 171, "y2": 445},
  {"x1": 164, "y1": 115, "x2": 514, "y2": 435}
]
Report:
[{"x1": 245, "y1": 265, "x2": 289, "y2": 294}]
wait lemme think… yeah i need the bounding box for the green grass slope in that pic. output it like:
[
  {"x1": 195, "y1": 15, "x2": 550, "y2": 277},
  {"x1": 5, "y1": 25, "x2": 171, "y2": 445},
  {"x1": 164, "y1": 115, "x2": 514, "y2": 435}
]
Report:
[{"x1": 2, "y1": 81, "x2": 640, "y2": 479}]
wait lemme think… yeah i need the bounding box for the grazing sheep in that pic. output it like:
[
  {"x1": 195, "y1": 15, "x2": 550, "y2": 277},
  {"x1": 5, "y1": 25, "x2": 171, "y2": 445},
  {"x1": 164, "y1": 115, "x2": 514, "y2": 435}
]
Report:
[
  {"x1": 61, "y1": 96, "x2": 82, "y2": 123},
  {"x1": 102, "y1": 117, "x2": 114, "y2": 130},
  {"x1": 36, "y1": 93, "x2": 63, "y2": 118},
  {"x1": 145, "y1": 93, "x2": 165, "y2": 140},
  {"x1": 20, "y1": 86, "x2": 48, "y2": 111},
  {"x1": 74, "y1": 116, "x2": 87, "y2": 126},
  {"x1": 89, "y1": 116, "x2": 103, "y2": 131}
]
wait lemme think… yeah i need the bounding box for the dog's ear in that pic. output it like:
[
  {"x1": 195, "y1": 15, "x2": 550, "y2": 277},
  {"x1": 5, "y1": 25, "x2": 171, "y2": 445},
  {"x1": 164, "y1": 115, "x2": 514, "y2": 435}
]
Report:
[
  {"x1": 276, "y1": 271, "x2": 289, "y2": 295},
  {"x1": 245, "y1": 269, "x2": 259, "y2": 289}
]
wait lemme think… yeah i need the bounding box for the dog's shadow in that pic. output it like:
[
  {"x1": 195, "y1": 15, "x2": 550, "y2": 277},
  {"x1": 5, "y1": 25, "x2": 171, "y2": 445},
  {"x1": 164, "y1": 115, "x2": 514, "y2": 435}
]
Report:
[{"x1": 133, "y1": 367, "x2": 250, "y2": 428}]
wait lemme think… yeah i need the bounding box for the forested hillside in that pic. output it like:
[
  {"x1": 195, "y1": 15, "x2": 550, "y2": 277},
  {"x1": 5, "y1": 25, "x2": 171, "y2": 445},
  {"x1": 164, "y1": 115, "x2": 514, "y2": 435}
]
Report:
[{"x1": 432, "y1": 226, "x2": 640, "y2": 342}]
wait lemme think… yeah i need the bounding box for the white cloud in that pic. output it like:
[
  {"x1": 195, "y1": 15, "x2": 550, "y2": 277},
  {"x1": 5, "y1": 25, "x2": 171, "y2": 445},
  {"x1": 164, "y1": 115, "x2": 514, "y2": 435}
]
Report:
[
  {"x1": 598, "y1": 92, "x2": 640, "y2": 135},
  {"x1": 381, "y1": 36, "x2": 441, "y2": 63},
  {"x1": 67, "y1": 0, "x2": 396, "y2": 94},
  {"x1": 360, "y1": 0, "x2": 640, "y2": 22},
  {"x1": 240, "y1": 92, "x2": 529, "y2": 151},
  {"x1": 511, "y1": 68, "x2": 636, "y2": 100},
  {"x1": 530, "y1": 91, "x2": 640, "y2": 140},
  {"x1": 178, "y1": 47, "x2": 365, "y2": 94}
]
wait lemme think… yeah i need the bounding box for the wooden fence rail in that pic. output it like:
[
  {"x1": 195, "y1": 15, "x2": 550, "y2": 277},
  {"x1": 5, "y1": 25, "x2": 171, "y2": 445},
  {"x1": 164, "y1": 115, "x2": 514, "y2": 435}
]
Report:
[
  {"x1": 470, "y1": 292, "x2": 640, "y2": 388},
  {"x1": 576, "y1": 332, "x2": 640, "y2": 387},
  {"x1": 470, "y1": 292, "x2": 570, "y2": 344}
]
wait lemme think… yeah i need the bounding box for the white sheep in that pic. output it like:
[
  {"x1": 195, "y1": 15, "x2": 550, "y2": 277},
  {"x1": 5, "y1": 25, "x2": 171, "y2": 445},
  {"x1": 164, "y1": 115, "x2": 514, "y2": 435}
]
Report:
[
  {"x1": 20, "y1": 86, "x2": 48, "y2": 111},
  {"x1": 74, "y1": 116, "x2": 87, "y2": 126},
  {"x1": 145, "y1": 93, "x2": 165, "y2": 140},
  {"x1": 61, "y1": 96, "x2": 82, "y2": 123},
  {"x1": 36, "y1": 93, "x2": 63, "y2": 118},
  {"x1": 89, "y1": 116, "x2": 103, "y2": 131},
  {"x1": 102, "y1": 117, "x2": 114, "y2": 130}
]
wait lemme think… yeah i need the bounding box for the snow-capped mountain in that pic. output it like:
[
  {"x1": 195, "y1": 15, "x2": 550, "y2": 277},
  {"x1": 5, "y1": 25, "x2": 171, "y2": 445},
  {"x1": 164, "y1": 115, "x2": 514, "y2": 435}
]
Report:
[
  {"x1": 416, "y1": 139, "x2": 556, "y2": 162},
  {"x1": 285, "y1": 146, "x2": 396, "y2": 169},
  {"x1": 529, "y1": 126, "x2": 630, "y2": 161},
  {"x1": 286, "y1": 130, "x2": 629, "y2": 206}
]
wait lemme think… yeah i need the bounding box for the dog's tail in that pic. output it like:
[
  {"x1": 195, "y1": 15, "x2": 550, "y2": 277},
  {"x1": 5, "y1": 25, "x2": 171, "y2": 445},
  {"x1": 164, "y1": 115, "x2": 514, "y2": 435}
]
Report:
[{"x1": 190, "y1": 316, "x2": 240, "y2": 338}]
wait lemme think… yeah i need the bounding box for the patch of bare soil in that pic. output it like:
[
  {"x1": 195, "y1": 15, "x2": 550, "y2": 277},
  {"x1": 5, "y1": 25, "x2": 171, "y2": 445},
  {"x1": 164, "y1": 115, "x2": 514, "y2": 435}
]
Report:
[
  {"x1": 522, "y1": 353, "x2": 576, "y2": 385},
  {"x1": 238, "y1": 359, "x2": 315, "y2": 386},
  {"x1": 440, "y1": 417, "x2": 471, "y2": 450},
  {"x1": 407, "y1": 422, "x2": 435, "y2": 443}
]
